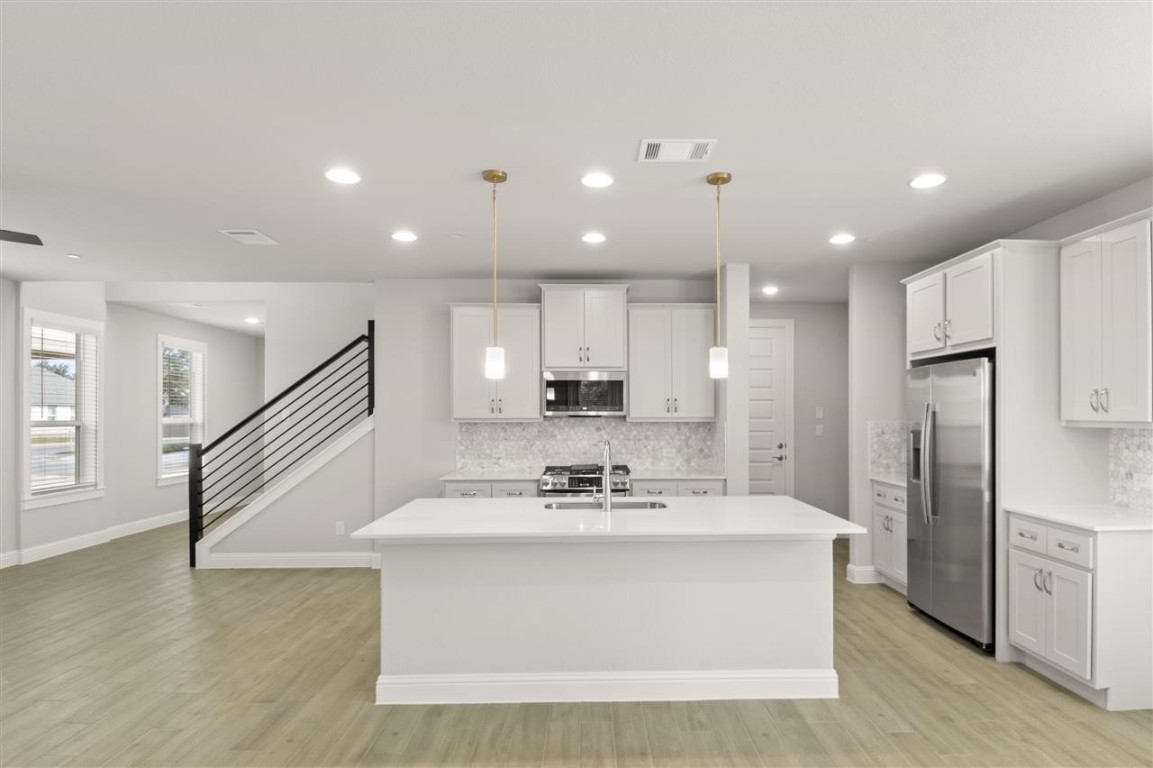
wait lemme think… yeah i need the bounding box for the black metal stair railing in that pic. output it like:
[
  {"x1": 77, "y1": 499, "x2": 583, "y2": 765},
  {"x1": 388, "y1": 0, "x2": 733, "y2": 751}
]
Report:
[{"x1": 188, "y1": 321, "x2": 374, "y2": 566}]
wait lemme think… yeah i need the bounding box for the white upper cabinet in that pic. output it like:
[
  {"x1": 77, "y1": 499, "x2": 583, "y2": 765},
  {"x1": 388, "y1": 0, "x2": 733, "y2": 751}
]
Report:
[
  {"x1": 541, "y1": 285, "x2": 628, "y2": 370},
  {"x1": 1060, "y1": 218, "x2": 1152, "y2": 425},
  {"x1": 628, "y1": 305, "x2": 715, "y2": 421},
  {"x1": 906, "y1": 250, "x2": 995, "y2": 360},
  {"x1": 451, "y1": 305, "x2": 541, "y2": 421}
]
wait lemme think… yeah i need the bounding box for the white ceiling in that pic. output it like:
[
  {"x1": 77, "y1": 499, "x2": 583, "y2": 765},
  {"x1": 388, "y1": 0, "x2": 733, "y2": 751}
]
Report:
[
  {"x1": 1, "y1": 2, "x2": 1150, "y2": 301},
  {"x1": 114, "y1": 300, "x2": 266, "y2": 338}
]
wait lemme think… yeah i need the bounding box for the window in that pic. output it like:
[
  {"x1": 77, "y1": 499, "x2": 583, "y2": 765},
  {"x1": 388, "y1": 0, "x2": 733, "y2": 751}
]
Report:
[
  {"x1": 28, "y1": 315, "x2": 102, "y2": 496},
  {"x1": 159, "y1": 336, "x2": 206, "y2": 479}
]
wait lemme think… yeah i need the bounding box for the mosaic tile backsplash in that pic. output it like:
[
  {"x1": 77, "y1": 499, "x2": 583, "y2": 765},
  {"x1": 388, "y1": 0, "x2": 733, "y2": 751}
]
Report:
[
  {"x1": 457, "y1": 421, "x2": 720, "y2": 474},
  {"x1": 1110, "y1": 429, "x2": 1153, "y2": 510},
  {"x1": 868, "y1": 421, "x2": 908, "y2": 477}
]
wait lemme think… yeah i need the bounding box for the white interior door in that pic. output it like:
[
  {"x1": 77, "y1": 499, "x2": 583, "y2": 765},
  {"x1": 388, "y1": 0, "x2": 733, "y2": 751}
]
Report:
[{"x1": 748, "y1": 320, "x2": 793, "y2": 495}]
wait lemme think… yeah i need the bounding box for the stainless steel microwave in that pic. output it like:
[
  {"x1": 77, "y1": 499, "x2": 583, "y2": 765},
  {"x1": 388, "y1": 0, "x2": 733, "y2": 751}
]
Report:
[{"x1": 542, "y1": 371, "x2": 626, "y2": 417}]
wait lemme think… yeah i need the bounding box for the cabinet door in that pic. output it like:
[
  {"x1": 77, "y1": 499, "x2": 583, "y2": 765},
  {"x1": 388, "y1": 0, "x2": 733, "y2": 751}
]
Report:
[
  {"x1": 543, "y1": 289, "x2": 585, "y2": 369},
  {"x1": 907, "y1": 273, "x2": 946, "y2": 355},
  {"x1": 583, "y1": 289, "x2": 627, "y2": 368},
  {"x1": 872, "y1": 508, "x2": 892, "y2": 577},
  {"x1": 495, "y1": 307, "x2": 541, "y2": 420},
  {"x1": 944, "y1": 251, "x2": 995, "y2": 347},
  {"x1": 670, "y1": 306, "x2": 716, "y2": 419},
  {"x1": 451, "y1": 307, "x2": 497, "y2": 419},
  {"x1": 1046, "y1": 560, "x2": 1093, "y2": 681},
  {"x1": 627, "y1": 308, "x2": 672, "y2": 419},
  {"x1": 1008, "y1": 549, "x2": 1047, "y2": 656},
  {"x1": 1099, "y1": 220, "x2": 1152, "y2": 423},
  {"x1": 890, "y1": 512, "x2": 908, "y2": 584},
  {"x1": 1060, "y1": 237, "x2": 1103, "y2": 421}
]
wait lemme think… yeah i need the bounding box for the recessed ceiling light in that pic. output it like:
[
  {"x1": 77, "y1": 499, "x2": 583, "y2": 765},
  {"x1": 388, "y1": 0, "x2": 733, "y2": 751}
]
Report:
[
  {"x1": 581, "y1": 232, "x2": 607, "y2": 244},
  {"x1": 243, "y1": 316, "x2": 261, "y2": 325},
  {"x1": 829, "y1": 233, "x2": 856, "y2": 245},
  {"x1": 325, "y1": 167, "x2": 361, "y2": 185},
  {"x1": 391, "y1": 230, "x2": 418, "y2": 242},
  {"x1": 909, "y1": 172, "x2": 947, "y2": 189},
  {"x1": 65, "y1": 253, "x2": 81, "y2": 259},
  {"x1": 581, "y1": 172, "x2": 614, "y2": 188},
  {"x1": 762, "y1": 285, "x2": 780, "y2": 296}
]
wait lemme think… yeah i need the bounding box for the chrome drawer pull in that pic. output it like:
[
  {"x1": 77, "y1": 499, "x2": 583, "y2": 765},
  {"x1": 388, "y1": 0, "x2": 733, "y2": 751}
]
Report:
[
  {"x1": 461, "y1": 491, "x2": 478, "y2": 497},
  {"x1": 893, "y1": 496, "x2": 904, "y2": 504},
  {"x1": 1056, "y1": 541, "x2": 1079, "y2": 553},
  {"x1": 507, "y1": 491, "x2": 523, "y2": 497},
  {"x1": 1017, "y1": 530, "x2": 1037, "y2": 541},
  {"x1": 691, "y1": 490, "x2": 707, "y2": 495},
  {"x1": 647, "y1": 490, "x2": 664, "y2": 495}
]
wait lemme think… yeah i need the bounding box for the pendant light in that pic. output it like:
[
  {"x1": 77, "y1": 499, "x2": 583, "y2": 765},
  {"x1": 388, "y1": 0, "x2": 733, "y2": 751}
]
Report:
[
  {"x1": 482, "y1": 169, "x2": 508, "y2": 379},
  {"x1": 707, "y1": 172, "x2": 731, "y2": 379}
]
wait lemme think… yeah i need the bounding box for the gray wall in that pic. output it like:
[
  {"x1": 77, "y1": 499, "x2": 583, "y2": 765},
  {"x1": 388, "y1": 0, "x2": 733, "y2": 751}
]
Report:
[
  {"x1": 751, "y1": 301, "x2": 849, "y2": 517},
  {"x1": 1011, "y1": 176, "x2": 1152, "y2": 240},
  {"x1": 374, "y1": 278, "x2": 714, "y2": 516},
  {"x1": 103, "y1": 303, "x2": 264, "y2": 529},
  {"x1": 0, "y1": 278, "x2": 19, "y2": 560}
]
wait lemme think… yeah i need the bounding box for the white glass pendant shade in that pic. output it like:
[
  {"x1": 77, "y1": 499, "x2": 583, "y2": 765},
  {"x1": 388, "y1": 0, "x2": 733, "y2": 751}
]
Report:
[
  {"x1": 485, "y1": 346, "x2": 506, "y2": 380},
  {"x1": 709, "y1": 346, "x2": 729, "y2": 379}
]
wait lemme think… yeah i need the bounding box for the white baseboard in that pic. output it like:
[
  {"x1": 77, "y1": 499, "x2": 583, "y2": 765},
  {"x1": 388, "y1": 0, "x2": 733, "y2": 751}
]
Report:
[
  {"x1": 845, "y1": 564, "x2": 883, "y2": 584},
  {"x1": 374, "y1": 669, "x2": 839, "y2": 705},
  {"x1": 14, "y1": 509, "x2": 188, "y2": 567},
  {"x1": 197, "y1": 551, "x2": 378, "y2": 570}
]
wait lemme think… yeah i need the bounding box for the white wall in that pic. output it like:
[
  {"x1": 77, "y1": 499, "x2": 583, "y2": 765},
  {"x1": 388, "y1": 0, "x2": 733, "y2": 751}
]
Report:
[
  {"x1": 846, "y1": 263, "x2": 925, "y2": 574},
  {"x1": 0, "y1": 279, "x2": 19, "y2": 562},
  {"x1": 103, "y1": 303, "x2": 263, "y2": 529},
  {"x1": 374, "y1": 278, "x2": 714, "y2": 516},
  {"x1": 1010, "y1": 176, "x2": 1152, "y2": 240},
  {"x1": 751, "y1": 302, "x2": 849, "y2": 517}
]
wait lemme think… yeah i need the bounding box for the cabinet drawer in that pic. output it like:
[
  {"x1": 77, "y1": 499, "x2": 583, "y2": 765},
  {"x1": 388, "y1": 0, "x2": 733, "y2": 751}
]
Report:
[
  {"x1": 1009, "y1": 517, "x2": 1048, "y2": 554},
  {"x1": 888, "y1": 489, "x2": 907, "y2": 511},
  {"x1": 678, "y1": 481, "x2": 725, "y2": 497},
  {"x1": 1046, "y1": 528, "x2": 1094, "y2": 569},
  {"x1": 871, "y1": 483, "x2": 907, "y2": 512},
  {"x1": 443, "y1": 483, "x2": 492, "y2": 499},
  {"x1": 491, "y1": 482, "x2": 537, "y2": 499},
  {"x1": 632, "y1": 481, "x2": 677, "y2": 497}
]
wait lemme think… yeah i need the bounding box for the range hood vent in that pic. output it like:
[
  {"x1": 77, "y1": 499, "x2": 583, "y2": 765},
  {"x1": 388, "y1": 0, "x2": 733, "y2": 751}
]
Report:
[
  {"x1": 219, "y1": 229, "x2": 279, "y2": 245},
  {"x1": 637, "y1": 139, "x2": 717, "y2": 163}
]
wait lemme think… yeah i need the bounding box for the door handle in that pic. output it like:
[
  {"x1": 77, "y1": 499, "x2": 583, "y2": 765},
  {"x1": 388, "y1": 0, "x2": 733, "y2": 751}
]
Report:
[
  {"x1": 1090, "y1": 389, "x2": 1099, "y2": 412},
  {"x1": 771, "y1": 455, "x2": 786, "y2": 462},
  {"x1": 920, "y1": 402, "x2": 933, "y2": 526},
  {"x1": 1033, "y1": 569, "x2": 1043, "y2": 592},
  {"x1": 1101, "y1": 387, "x2": 1109, "y2": 413}
]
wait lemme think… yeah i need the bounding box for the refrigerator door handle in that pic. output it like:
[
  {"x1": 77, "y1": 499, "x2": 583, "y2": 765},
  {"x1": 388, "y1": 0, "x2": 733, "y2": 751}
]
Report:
[{"x1": 920, "y1": 401, "x2": 933, "y2": 526}]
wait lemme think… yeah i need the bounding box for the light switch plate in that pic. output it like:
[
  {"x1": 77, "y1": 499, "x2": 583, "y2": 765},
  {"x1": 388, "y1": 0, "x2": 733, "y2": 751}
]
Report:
[
  {"x1": 815, "y1": 406, "x2": 824, "y2": 419},
  {"x1": 816, "y1": 424, "x2": 825, "y2": 437}
]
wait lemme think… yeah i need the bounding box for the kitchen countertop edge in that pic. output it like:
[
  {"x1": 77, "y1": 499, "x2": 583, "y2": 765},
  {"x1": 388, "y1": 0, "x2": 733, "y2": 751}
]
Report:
[
  {"x1": 1004, "y1": 503, "x2": 1153, "y2": 532},
  {"x1": 870, "y1": 474, "x2": 908, "y2": 488}
]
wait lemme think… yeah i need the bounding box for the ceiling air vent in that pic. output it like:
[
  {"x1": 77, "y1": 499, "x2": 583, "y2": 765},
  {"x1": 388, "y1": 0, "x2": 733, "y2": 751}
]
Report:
[
  {"x1": 637, "y1": 139, "x2": 717, "y2": 163},
  {"x1": 219, "y1": 229, "x2": 279, "y2": 245}
]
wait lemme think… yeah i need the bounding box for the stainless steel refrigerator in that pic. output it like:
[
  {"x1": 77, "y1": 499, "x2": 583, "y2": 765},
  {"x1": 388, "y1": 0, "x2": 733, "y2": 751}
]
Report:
[{"x1": 906, "y1": 357, "x2": 994, "y2": 649}]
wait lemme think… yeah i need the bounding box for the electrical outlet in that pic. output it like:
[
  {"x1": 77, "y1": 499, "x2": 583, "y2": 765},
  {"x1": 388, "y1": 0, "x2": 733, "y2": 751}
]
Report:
[
  {"x1": 815, "y1": 406, "x2": 824, "y2": 419},
  {"x1": 335, "y1": 521, "x2": 345, "y2": 535},
  {"x1": 815, "y1": 424, "x2": 825, "y2": 437}
]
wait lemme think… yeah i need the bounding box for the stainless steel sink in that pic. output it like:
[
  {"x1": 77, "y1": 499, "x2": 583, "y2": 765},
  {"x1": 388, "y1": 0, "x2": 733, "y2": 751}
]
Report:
[{"x1": 543, "y1": 501, "x2": 668, "y2": 510}]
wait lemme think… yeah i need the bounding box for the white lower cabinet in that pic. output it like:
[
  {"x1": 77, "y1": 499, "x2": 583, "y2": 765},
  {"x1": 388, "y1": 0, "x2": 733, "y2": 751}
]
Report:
[
  {"x1": 871, "y1": 481, "x2": 907, "y2": 591},
  {"x1": 444, "y1": 481, "x2": 537, "y2": 499},
  {"x1": 1006, "y1": 511, "x2": 1151, "y2": 710},
  {"x1": 1008, "y1": 548, "x2": 1092, "y2": 680},
  {"x1": 632, "y1": 479, "x2": 725, "y2": 497}
]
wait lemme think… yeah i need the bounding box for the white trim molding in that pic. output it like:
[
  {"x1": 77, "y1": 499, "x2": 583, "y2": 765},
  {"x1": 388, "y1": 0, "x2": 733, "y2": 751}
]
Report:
[
  {"x1": 13, "y1": 509, "x2": 186, "y2": 566},
  {"x1": 0, "y1": 551, "x2": 23, "y2": 569},
  {"x1": 374, "y1": 669, "x2": 839, "y2": 705},
  {"x1": 845, "y1": 564, "x2": 883, "y2": 584}
]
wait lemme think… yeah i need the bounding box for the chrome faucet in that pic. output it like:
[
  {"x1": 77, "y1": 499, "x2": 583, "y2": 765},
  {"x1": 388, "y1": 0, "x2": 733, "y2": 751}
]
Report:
[{"x1": 601, "y1": 439, "x2": 613, "y2": 514}]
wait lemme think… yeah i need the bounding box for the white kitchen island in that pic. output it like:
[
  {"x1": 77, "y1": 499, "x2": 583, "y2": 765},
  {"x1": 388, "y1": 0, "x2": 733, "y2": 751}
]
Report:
[{"x1": 352, "y1": 495, "x2": 864, "y2": 705}]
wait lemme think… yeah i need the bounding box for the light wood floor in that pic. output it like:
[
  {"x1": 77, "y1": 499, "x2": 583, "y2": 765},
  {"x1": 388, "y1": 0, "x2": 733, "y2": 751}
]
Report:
[{"x1": 1, "y1": 526, "x2": 1150, "y2": 768}]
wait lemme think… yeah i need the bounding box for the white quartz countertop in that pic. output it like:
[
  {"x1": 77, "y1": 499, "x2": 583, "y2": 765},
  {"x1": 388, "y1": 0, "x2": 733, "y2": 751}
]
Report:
[
  {"x1": 352, "y1": 495, "x2": 865, "y2": 544},
  {"x1": 441, "y1": 470, "x2": 727, "y2": 482},
  {"x1": 870, "y1": 474, "x2": 907, "y2": 488},
  {"x1": 1005, "y1": 504, "x2": 1153, "y2": 532}
]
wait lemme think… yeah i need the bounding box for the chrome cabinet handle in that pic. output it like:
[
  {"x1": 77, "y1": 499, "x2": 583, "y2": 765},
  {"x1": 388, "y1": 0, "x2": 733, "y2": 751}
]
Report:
[
  {"x1": 1056, "y1": 541, "x2": 1079, "y2": 553},
  {"x1": 462, "y1": 491, "x2": 478, "y2": 497},
  {"x1": 1101, "y1": 387, "x2": 1109, "y2": 413},
  {"x1": 646, "y1": 489, "x2": 664, "y2": 495},
  {"x1": 894, "y1": 496, "x2": 905, "y2": 504},
  {"x1": 1034, "y1": 569, "x2": 1043, "y2": 592},
  {"x1": 507, "y1": 491, "x2": 523, "y2": 497},
  {"x1": 943, "y1": 319, "x2": 952, "y2": 340},
  {"x1": 673, "y1": 397, "x2": 678, "y2": 413},
  {"x1": 497, "y1": 399, "x2": 503, "y2": 414},
  {"x1": 490, "y1": 399, "x2": 495, "y2": 414},
  {"x1": 1043, "y1": 571, "x2": 1053, "y2": 595},
  {"x1": 691, "y1": 490, "x2": 707, "y2": 495},
  {"x1": 1017, "y1": 530, "x2": 1037, "y2": 541},
  {"x1": 666, "y1": 398, "x2": 671, "y2": 413},
  {"x1": 876, "y1": 491, "x2": 885, "y2": 499},
  {"x1": 932, "y1": 322, "x2": 942, "y2": 341},
  {"x1": 1090, "y1": 389, "x2": 1100, "y2": 412}
]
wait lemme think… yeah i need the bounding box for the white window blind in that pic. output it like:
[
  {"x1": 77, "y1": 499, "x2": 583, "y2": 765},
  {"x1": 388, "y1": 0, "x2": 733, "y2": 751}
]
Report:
[
  {"x1": 29, "y1": 322, "x2": 100, "y2": 494},
  {"x1": 159, "y1": 336, "x2": 207, "y2": 478}
]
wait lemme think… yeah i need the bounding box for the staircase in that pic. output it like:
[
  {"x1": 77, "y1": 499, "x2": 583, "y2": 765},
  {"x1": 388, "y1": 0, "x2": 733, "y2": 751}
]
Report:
[{"x1": 188, "y1": 323, "x2": 374, "y2": 567}]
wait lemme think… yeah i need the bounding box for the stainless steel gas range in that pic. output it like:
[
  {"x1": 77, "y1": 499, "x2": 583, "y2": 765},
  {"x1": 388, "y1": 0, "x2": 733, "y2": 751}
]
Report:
[{"x1": 539, "y1": 464, "x2": 631, "y2": 497}]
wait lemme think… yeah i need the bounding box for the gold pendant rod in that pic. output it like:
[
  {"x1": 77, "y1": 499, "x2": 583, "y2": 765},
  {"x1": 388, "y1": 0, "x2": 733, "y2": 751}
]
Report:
[
  {"x1": 492, "y1": 182, "x2": 498, "y2": 345},
  {"x1": 715, "y1": 184, "x2": 722, "y2": 347}
]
